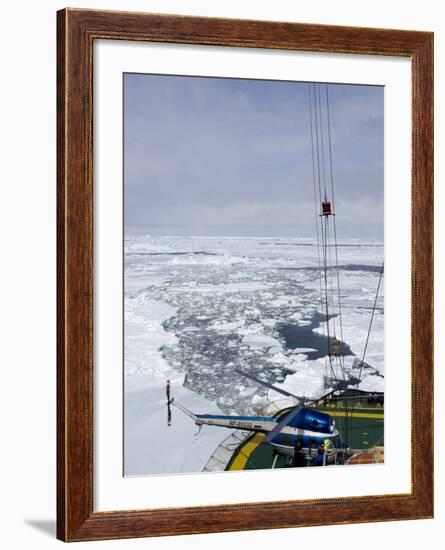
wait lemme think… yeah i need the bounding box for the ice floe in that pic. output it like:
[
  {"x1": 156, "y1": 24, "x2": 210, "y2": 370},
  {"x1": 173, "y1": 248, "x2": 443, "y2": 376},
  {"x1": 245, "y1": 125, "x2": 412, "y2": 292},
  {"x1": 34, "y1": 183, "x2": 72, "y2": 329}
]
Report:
[{"x1": 124, "y1": 235, "x2": 384, "y2": 475}]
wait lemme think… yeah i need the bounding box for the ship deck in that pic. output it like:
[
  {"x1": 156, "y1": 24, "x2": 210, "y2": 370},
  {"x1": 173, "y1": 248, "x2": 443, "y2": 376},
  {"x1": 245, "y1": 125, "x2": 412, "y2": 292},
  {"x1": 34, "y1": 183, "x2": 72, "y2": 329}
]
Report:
[{"x1": 225, "y1": 405, "x2": 384, "y2": 471}]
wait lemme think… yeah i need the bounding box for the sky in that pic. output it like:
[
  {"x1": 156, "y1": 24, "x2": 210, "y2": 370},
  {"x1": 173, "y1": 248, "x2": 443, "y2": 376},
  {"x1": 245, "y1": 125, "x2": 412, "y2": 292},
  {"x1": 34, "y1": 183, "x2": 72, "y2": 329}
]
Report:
[{"x1": 124, "y1": 73, "x2": 383, "y2": 239}]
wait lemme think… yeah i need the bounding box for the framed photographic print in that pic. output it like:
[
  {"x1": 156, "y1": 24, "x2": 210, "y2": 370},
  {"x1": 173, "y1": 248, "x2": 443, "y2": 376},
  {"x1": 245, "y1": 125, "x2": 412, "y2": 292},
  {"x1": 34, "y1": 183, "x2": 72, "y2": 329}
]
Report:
[{"x1": 57, "y1": 8, "x2": 434, "y2": 542}]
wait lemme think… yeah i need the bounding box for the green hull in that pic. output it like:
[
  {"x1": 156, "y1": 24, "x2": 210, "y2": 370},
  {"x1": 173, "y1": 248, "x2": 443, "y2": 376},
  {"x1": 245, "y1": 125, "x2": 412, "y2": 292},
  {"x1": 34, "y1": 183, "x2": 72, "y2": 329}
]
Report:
[{"x1": 226, "y1": 405, "x2": 384, "y2": 471}]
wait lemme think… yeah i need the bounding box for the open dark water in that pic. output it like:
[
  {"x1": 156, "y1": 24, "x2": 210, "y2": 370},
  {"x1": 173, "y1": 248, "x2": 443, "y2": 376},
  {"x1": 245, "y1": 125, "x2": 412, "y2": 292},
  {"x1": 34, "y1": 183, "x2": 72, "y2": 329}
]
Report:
[{"x1": 278, "y1": 312, "x2": 354, "y2": 360}]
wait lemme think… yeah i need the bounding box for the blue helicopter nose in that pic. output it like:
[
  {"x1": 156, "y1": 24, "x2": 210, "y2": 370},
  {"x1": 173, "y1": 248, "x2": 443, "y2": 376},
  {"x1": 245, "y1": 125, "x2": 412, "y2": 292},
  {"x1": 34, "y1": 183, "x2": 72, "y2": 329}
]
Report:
[{"x1": 276, "y1": 407, "x2": 333, "y2": 435}]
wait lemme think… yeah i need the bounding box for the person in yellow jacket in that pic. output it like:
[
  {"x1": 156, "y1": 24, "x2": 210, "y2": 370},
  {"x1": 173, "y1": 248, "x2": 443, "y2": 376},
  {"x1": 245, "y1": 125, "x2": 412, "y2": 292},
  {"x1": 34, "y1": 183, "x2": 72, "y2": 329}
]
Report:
[{"x1": 323, "y1": 438, "x2": 335, "y2": 465}]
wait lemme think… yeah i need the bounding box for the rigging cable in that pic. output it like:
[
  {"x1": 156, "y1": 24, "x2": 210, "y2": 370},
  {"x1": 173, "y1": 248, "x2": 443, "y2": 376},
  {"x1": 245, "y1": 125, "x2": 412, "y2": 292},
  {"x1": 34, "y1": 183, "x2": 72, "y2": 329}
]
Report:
[
  {"x1": 325, "y1": 217, "x2": 338, "y2": 340},
  {"x1": 319, "y1": 83, "x2": 345, "y2": 381},
  {"x1": 312, "y1": 85, "x2": 324, "y2": 228},
  {"x1": 325, "y1": 84, "x2": 345, "y2": 373},
  {"x1": 308, "y1": 85, "x2": 325, "y2": 321},
  {"x1": 317, "y1": 84, "x2": 328, "y2": 199},
  {"x1": 346, "y1": 261, "x2": 384, "y2": 433},
  {"x1": 311, "y1": 83, "x2": 336, "y2": 384},
  {"x1": 308, "y1": 84, "x2": 328, "y2": 379},
  {"x1": 357, "y1": 261, "x2": 384, "y2": 384}
]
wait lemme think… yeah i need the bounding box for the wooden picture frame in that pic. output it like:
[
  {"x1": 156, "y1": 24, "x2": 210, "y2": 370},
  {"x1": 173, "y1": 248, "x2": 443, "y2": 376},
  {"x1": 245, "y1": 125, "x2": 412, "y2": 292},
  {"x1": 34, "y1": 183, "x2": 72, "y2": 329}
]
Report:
[{"x1": 57, "y1": 8, "x2": 434, "y2": 542}]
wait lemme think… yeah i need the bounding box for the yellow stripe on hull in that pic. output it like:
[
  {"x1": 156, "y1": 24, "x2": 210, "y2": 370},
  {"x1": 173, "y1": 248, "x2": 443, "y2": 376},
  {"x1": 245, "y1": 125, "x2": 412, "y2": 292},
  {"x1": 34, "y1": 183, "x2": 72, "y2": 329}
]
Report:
[
  {"x1": 228, "y1": 433, "x2": 265, "y2": 470},
  {"x1": 320, "y1": 405, "x2": 383, "y2": 412},
  {"x1": 320, "y1": 410, "x2": 384, "y2": 420}
]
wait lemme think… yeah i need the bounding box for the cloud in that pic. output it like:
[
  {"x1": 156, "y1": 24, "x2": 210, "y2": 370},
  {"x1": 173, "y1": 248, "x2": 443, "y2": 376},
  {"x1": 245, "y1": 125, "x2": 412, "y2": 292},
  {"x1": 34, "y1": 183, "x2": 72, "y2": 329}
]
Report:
[{"x1": 124, "y1": 74, "x2": 383, "y2": 238}]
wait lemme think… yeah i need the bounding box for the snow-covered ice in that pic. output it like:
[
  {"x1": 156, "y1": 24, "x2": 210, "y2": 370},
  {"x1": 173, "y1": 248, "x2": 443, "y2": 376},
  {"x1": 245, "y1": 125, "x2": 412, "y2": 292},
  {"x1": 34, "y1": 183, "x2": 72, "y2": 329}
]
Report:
[
  {"x1": 124, "y1": 235, "x2": 384, "y2": 475},
  {"x1": 124, "y1": 384, "x2": 231, "y2": 475}
]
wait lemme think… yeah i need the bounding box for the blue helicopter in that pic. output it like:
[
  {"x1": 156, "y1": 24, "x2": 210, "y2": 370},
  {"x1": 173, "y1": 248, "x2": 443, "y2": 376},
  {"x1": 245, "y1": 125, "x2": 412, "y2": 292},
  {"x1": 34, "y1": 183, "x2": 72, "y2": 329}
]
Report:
[{"x1": 166, "y1": 369, "x2": 340, "y2": 457}]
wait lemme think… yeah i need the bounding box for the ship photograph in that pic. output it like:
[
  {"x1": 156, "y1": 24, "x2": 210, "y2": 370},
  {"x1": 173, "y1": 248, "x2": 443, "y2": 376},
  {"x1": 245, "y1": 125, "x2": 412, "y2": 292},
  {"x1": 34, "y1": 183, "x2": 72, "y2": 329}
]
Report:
[{"x1": 123, "y1": 73, "x2": 384, "y2": 476}]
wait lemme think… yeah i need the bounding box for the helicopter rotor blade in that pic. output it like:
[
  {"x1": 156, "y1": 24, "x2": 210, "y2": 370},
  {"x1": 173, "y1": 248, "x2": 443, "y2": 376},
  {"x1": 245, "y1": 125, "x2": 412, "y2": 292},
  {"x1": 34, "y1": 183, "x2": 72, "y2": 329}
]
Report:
[
  {"x1": 234, "y1": 368, "x2": 302, "y2": 400},
  {"x1": 166, "y1": 380, "x2": 172, "y2": 426},
  {"x1": 264, "y1": 405, "x2": 303, "y2": 444},
  {"x1": 167, "y1": 402, "x2": 172, "y2": 426}
]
